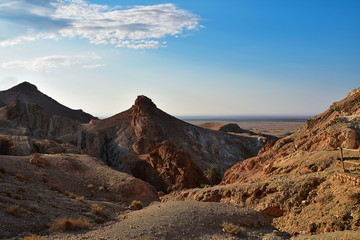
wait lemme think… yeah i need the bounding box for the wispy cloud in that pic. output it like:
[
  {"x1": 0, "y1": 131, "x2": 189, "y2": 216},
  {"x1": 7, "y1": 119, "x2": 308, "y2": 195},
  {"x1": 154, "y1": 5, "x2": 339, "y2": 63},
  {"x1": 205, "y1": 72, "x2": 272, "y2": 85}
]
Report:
[
  {"x1": 81, "y1": 64, "x2": 105, "y2": 69},
  {"x1": 2, "y1": 53, "x2": 101, "y2": 72},
  {"x1": 0, "y1": 0, "x2": 200, "y2": 49}
]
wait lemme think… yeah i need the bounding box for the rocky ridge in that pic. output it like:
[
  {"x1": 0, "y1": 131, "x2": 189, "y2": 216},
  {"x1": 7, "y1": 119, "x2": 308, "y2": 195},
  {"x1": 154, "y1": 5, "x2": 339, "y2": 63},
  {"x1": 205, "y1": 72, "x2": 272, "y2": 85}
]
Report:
[
  {"x1": 164, "y1": 87, "x2": 360, "y2": 236},
  {"x1": 0, "y1": 82, "x2": 96, "y2": 123}
]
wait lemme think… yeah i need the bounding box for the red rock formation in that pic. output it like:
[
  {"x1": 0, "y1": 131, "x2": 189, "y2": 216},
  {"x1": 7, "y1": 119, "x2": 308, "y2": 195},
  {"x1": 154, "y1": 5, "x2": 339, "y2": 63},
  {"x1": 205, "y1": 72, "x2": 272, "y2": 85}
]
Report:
[
  {"x1": 130, "y1": 140, "x2": 208, "y2": 193},
  {"x1": 84, "y1": 95, "x2": 267, "y2": 173},
  {"x1": 222, "y1": 87, "x2": 360, "y2": 185}
]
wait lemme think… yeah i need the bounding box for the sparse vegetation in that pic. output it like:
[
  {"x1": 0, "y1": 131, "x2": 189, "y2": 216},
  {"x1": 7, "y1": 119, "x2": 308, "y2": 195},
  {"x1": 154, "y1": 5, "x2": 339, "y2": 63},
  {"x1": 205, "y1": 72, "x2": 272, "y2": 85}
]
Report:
[
  {"x1": 12, "y1": 194, "x2": 22, "y2": 200},
  {"x1": 17, "y1": 186, "x2": 25, "y2": 192},
  {"x1": 29, "y1": 153, "x2": 47, "y2": 167},
  {"x1": 76, "y1": 196, "x2": 85, "y2": 201},
  {"x1": 87, "y1": 184, "x2": 94, "y2": 189},
  {"x1": 23, "y1": 234, "x2": 46, "y2": 240},
  {"x1": 221, "y1": 222, "x2": 244, "y2": 236},
  {"x1": 200, "y1": 183, "x2": 208, "y2": 188},
  {"x1": 130, "y1": 200, "x2": 143, "y2": 210},
  {"x1": 98, "y1": 186, "x2": 105, "y2": 191},
  {"x1": 29, "y1": 204, "x2": 38, "y2": 212},
  {"x1": 5, "y1": 204, "x2": 26, "y2": 217},
  {"x1": 16, "y1": 174, "x2": 31, "y2": 182},
  {"x1": 3, "y1": 189, "x2": 11, "y2": 197},
  {"x1": 91, "y1": 204, "x2": 103, "y2": 215},
  {"x1": 65, "y1": 191, "x2": 77, "y2": 199},
  {"x1": 49, "y1": 217, "x2": 90, "y2": 233},
  {"x1": 205, "y1": 166, "x2": 222, "y2": 185}
]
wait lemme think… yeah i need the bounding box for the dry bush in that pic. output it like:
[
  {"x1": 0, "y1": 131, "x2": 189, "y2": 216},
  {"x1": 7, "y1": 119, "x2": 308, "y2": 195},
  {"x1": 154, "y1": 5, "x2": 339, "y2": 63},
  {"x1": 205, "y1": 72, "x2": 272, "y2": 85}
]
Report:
[
  {"x1": 129, "y1": 200, "x2": 143, "y2": 210},
  {"x1": 29, "y1": 204, "x2": 39, "y2": 212},
  {"x1": 221, "y1": 222, "x2": 244, "y2": 236},
  {"x1": 76, "y1": 196, "x2": 85, "y2": 201},
  {"x1": 3, "y1": 189, "x2": 11, "y2": 197},
  {"x1": 17, "y1": 187, "x2": 25, "y2": 192},
  {"x1": 5, "y1": 204, "x2": 26, "y2": 217},
  {"x1": 65, "y1": 191, "x2": 77, "y2": 199},
  {"x1": 23, "y1": 234, "x2": 46, "y2": 240},
  {"x1": 29, "y1": 154, "x2": 47, "y2": 167},
  {"x1": 16, "y1": 174, "x2": 31, "y2": 182},
  {"x1": 49, "y1": 217, "x2": 90, "y2": 233},
  {"x1": 91, "y1": 204, "x2": 103, "y2": 215},
  {"x1": 12, "y1": 194, "x2": 22, "y2": 200},
  {"x1": 0, "y1": 172, "x2": 3, "y2": 178}
]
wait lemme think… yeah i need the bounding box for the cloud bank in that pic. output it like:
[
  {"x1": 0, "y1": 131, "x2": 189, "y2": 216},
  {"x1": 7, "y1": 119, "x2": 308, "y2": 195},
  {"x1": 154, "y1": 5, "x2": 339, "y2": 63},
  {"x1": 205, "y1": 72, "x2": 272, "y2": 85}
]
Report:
[
  {"x1": 0, "y1": 0, "x2": 200, "y2": 49},
  {"x1": 2, "y1": 53, "x2": 101, "y2": 72}
]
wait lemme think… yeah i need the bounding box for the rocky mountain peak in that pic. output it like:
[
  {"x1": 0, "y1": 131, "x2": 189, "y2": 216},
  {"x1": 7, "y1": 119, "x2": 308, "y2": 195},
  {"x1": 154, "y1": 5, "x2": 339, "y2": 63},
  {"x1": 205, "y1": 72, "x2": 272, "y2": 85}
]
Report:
[
  {"x1": 8, "y1": 82, "x2": 38, "y2": 93},
  {"x1": 134, "y1": 95, "x2": 157, "y2": 109}
]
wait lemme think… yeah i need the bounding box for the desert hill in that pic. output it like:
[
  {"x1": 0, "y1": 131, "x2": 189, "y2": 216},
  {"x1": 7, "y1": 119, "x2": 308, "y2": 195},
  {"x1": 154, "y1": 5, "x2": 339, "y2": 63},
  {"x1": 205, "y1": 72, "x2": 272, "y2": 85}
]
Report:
[
  {"x1": 164, "y1": 87, "x2": 360, "y2": 236},
  {"x1": 82, "y1": 95, "x2": 271, "y2": 178},
  {"x1": 0, "y1": 154, "x2": 158, "y2": 239},
  {"x1": 0, "y1": 82, "x2": 96, "y2": 123}
]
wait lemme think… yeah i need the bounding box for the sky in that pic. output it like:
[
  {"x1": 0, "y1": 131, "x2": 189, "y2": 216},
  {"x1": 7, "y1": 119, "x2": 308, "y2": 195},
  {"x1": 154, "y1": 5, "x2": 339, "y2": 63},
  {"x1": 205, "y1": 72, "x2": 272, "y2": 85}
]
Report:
[{"x1": 0, "y1": 0, "x2": 359, "y2": 117}]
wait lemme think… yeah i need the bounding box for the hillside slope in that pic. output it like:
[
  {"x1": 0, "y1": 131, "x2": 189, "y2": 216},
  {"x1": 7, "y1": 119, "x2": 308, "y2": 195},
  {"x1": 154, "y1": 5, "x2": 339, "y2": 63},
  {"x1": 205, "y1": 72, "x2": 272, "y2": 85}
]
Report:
[{"x1": 0, "y1": 82, "x2": 96, "y2": 123}]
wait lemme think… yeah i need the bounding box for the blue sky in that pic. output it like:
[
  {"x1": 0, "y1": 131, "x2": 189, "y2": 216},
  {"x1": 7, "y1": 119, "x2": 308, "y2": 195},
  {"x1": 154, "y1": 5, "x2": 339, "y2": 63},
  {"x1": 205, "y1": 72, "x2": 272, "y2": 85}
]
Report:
[{"x1": 0, "y1": 0, "x2": 359, "y2": 117}]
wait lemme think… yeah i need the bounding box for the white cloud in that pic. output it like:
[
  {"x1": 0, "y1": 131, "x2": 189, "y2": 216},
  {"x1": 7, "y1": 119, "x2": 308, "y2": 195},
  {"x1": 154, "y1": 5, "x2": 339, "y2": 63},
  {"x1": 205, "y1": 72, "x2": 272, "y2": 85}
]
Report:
[
  {"x1": 0, "y1": 0, "x2": 200, "y2": 49},
  {"x1": 2, "y1": 53, "x2": 101, "y2": 72},
  {"x1": 81, "y1": 64, "x2": 105, "y2": 69}
]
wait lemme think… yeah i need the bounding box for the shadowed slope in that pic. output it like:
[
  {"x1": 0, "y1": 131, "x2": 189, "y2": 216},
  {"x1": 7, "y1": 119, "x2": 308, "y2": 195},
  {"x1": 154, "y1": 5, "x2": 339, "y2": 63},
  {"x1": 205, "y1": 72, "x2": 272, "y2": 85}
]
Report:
[{"x1": 0, "y1": 82, "x2": 97, "y2": 123}]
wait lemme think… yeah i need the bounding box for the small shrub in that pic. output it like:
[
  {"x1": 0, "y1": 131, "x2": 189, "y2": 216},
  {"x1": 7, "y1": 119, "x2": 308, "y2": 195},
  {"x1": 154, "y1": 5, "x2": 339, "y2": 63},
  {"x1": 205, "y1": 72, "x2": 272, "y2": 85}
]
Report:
[
  {"x1": 129, "y1": 200, "x2": 143, "y2": 210},
  {"x1": 87, "y1": 184, "x2": 94, "y2": 189},
  {"x1": 12, "y1": 194, "x2": 22, "y2": 200},
  {"x1": 205, "y1": 166, "x2": 222, "y2": 185},
  {"x1": 29, "y1": 154, "x2": 47, "y2": 167},
  {"x1": 200, "y1": 183, "x2": 208, "y2": 188},
  {"x1": 17, "y1": 187, "x2": 25, "y2": 192},
  {"x1": 5, "y1": 204, "x2": 26, "y2": 217},
  {"x1": 23, "y1": 234, "x2": 45, "y2": 240},
  {"x1": 65, "y1": 191, "x2": 77, "y2": 199},
  {"x1": 49, "y1": 217, "x2": 90, "y2": 233},
  {"x1": 0, "y1": 172, "x2": 3, "y2": 178},
  {"x1": 98, "y1": 186, "x2": 105, "y2": 191},
  {"x1": 16, "y1": 174, "x2": 31, "y2": 182},
  {"x1": 76, "y1": 196, "x2": 85, "y2": 202},
  {"x1": 91, "y1": 204, "x2": 103, "y2": 215},
  {"x1": 3, "y1": 189, "x2": 11, "y2": 197},
  {"x1": 221, "y1": 222, "x2": 244, "y2": 236},
  {"x1": 29, "y1": 204, "x2": 38, "y2": 212}
]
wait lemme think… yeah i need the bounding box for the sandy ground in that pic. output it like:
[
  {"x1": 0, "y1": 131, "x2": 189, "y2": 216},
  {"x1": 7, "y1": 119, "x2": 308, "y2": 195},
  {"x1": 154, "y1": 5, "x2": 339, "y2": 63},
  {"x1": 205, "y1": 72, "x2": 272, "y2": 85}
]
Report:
[{"x1": 188, "y1": 121, "x2": 305, "y2": 138}]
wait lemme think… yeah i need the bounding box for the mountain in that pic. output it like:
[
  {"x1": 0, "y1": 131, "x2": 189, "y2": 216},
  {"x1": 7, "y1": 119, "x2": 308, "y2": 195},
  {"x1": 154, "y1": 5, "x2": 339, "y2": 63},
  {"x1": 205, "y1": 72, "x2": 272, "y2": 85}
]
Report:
[
  {"x1": 165, "y1": 87, "x2": 360, "y2": 235},
  {"x1": 0, "y1": 82, "x2": 97, "y2": 123},
  {"x1": 82, "y1": 95, "x2": 271, "y2": 174}
]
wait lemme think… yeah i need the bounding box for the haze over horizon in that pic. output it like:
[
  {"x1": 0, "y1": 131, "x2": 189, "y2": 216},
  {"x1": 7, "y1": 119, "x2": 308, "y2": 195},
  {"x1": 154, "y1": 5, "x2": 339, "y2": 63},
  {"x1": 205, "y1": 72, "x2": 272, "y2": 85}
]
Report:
[{"x1": 0, "y1": 0, "x2": 359, "y2": 117}]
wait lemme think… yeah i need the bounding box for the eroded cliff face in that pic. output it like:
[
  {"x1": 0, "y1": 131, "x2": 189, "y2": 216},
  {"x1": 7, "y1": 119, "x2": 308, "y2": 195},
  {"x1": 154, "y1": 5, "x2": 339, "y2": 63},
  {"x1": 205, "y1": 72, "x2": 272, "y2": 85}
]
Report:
[
  {"x1": 222, "y1": 87, "x2": 360, "y2": 185},
  {"x1": 164, "y1": 87, "x2": 360, "y2": 236},
  {"x1": 82, "y1": 95, "x2": 269, "y2": 174},
  {"x1": 130, "y1": 140, "x2": 209, "y2": 193},
  {"x1": 0, "y1": 100, "x2": 84, "y2": 155}
]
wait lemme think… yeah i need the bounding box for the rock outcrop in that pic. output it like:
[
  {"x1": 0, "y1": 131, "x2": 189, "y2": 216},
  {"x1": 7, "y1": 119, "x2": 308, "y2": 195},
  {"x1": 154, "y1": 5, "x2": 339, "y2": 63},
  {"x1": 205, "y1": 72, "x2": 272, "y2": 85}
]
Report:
[
  {"x1": 130, "y1": 140, "x2": 208, "y2": 193},
  {"x1": 0, "y1": 82, "x2": 97, "y2": 123},
  {"x1": 222, "y1": 87, "x2": 360, "y2": 185},
  {"x1": 83, "y1": 95, "x2": 268, "y2": 174}
]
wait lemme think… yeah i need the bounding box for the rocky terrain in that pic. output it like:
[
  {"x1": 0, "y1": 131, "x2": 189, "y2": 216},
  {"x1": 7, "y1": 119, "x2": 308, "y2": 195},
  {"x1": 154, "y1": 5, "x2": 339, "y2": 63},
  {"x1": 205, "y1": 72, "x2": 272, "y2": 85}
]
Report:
[
  {"x1": 0, "y1": 82, "x2": 96, "y2": 123},
  {"x1": 82, "y1": 95, "x2": 271, "y2": 174},
  {"x1": 165, "y1": 87, "x2": 360, "y2": 236},
  {"x1": 1, "y1": 82, "x2": 359, "y2": 239}
]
